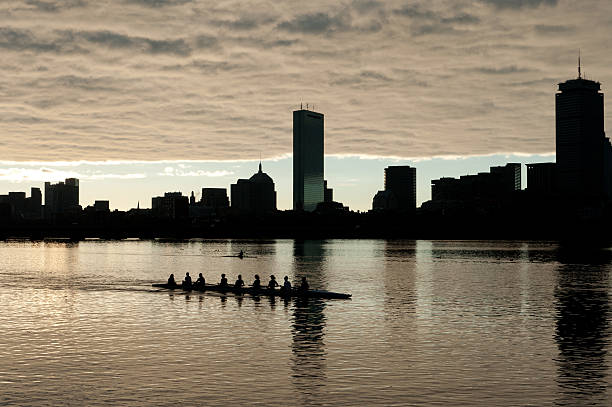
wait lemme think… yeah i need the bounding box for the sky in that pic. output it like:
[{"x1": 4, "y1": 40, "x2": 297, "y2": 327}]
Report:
[{"x1": 0, "y1": 0, "x2": 611, "y2": 210}]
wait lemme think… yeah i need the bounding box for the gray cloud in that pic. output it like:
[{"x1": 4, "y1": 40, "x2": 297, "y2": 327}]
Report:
[
  {"x1": 277, "y1": 12, "x2": 351, "y2": 34},
  {"x1": 480, "y1": 0, "x2": 558, "y2": 8},
  {"x1": 210, "y1": 14, "x2": 277, "y2": 31},
  {"x1": 392, "y1": 4, "x2": 480, "y2": 37},
  {"x1": 0, "y1": 27, "x2": 73, "y2": 53},
  {"x1": 352, "y1": 0, "x2": 383, "y2": 14},
  {"x1": 125, "y1": 0, "x2": 193, "y2": 7},
  {"x1": 534, "y1": 24, "x2": 573, "y2": 34},
  {"x1": 0, "y1": 28, "x2": 197, "y2": 56},
  {"x1": 474, "y1": 66, "x2": 533, "y2": 74},
  {"x1": 0, "y1": 0, "x2": 610, "y2": 163},
  {"x1": 24, "y1": 0, "x2": 86, "y2": 12},
  {"x1": 76, "y1": 30, "x2": 192, "y2": 56}
]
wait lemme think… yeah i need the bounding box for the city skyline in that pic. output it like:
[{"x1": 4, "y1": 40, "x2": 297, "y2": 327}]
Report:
[{"x1": 1, "y1": 0, "x2": 610, "y2": 210}]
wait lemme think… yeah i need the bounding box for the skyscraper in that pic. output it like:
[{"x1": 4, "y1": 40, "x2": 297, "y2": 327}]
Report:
[
  {"x1": 556, "y1": 68, "x2": 611, "y2": 200},
  {"x1": 44, "y1": 178, "x2": 80, "y2": 218},
  {"x1": 293, "y1": 108, "x2": 324, "y2": 211},
  {"x1": 384, "y1": 166, "x2": 417, "y2": 211}
]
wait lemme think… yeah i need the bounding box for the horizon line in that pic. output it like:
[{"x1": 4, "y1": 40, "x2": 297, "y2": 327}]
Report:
[{"x1": 0, "y1": 151, "x2": 556, "y2": 167}]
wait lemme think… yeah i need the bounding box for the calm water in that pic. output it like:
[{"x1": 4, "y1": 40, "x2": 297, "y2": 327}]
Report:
[{"x1": 0, "y1": 239, "x2": 610, "y2": 406}]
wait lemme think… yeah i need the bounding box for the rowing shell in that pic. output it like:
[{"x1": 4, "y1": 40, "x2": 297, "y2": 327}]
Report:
[{"x1": 152, "y1": 283, "x2": 351, "y2": 299}]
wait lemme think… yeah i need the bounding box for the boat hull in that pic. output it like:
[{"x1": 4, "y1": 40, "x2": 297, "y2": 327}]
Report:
[{"x1": 152, "y1": 283, "x2": 351, "y2": 299}]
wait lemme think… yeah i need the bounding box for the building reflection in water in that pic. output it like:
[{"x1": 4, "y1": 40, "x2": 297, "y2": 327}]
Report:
[
  {"x1": 554, "y1": 246, "x2": 611, "y2": 406},
  {"x1": 291, "y1": 240, "x2": 328, "y2": 405},
  {"x1": 383, "y1": 240, "x2": 417, "y2": 328}
]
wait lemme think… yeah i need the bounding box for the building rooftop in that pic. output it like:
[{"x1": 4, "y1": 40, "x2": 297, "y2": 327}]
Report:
[{"x1": 249, "y1": 162, "x2": 274, "y2": 184}]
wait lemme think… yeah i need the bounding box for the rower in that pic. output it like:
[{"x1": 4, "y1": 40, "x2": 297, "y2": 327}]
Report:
[
  {"x1": 220, "y1": 273, "x2": 228, "y2": 288},
  {"x1": 167, "y1": 273, "x2": 177, "y2": 287},
  {"x1": 195, "y1": 273, "x2": 205, "y2": 289},
  {"x1": 299, "y1": 276, "x2": 309, "y2": 292},
  {"x1": 280, "y1": 276, "x2": 291, "y2": 295},
  {"x1": 267, "y1": 275, "x2": 279, "y2": 290},
  {"x1": 252, "y1": 274, "x2": 261, "y2": 290},
  {"x1": 238, "y1": 250, "x2": 244, "y2": 258},
  {"x1": 183, "y1": 272, "x2": 192, "y2": 289},
  {"x1": 234, "y1": 274, "x2": 245, "y2": 289}
]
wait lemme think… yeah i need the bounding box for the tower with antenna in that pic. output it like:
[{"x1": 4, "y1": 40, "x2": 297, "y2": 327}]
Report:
[{"x1": 556, "y1": 56, "x2": 612, "y2": 200}]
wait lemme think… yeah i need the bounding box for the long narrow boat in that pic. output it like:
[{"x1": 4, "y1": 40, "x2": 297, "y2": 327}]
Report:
[{"x1": 151, "y1": 283, "x2": 351, "y2": 299}]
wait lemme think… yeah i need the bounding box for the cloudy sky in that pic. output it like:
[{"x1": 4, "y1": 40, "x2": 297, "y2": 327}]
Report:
[{"x1": 0, "y1": 0, "x2": 610, "y2": 210}]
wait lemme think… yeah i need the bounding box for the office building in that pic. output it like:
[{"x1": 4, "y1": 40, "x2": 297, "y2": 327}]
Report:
[
  {"x1": 27, "y1": 188, "x2": 42, "y2": 218},
  {"x1": 431, "y1": 163, "x2": 521, "y2": 202},
  {"x1": 384, "y1": 166, "x2": 417, "y2": 211},
  {"x1": 293, "y1": 108, "x2": 324, "y2": 211},
  {"x1": 372, "y1": 190, "x2": 399, "y2": 210},
  {"x1": 527, "y1": 163, "x2": 557, "y2": 196},
  {"x1": 490, "y1": 163, "x2": 521, "y2": 193},
  {"x1": 324, "y1": 180, "x2": 333, "y2": 203},
  {"x1": 556, "y1": 69, "x2": 612, "y2": 199},
  {"x1": 201, "y1": 188, "x2": 229, "y2": 209},
  {"x1": 93, "y1": 201, "x2": 110, "y2": 212},
  {"x1": 231, "y1": 163, "x2": 277, "y2": 215},
  {"x1": 152, "y1": 192, "x2": 189, "y2": 220},
  {"x1": 44, "y1": 178, "x2": 80, "y2": 218}
]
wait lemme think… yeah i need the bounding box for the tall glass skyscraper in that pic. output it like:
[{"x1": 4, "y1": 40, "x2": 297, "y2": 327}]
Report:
[
  {"x1": 556, "y1": 73, "x2": 610, "y2": 199},
  {"x1": 293, "y1": 109, "x2": 324, "y2": 211}
]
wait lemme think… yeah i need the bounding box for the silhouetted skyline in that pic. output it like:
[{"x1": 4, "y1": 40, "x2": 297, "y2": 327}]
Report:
[
  {"x1": 2, "y1": 1, "x2": 612, "y2": 211},
  {"x1": 1, "y1": 67, "x2": 609, "y2": 222}
]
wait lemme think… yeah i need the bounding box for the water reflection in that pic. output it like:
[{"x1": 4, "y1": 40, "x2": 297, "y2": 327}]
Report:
[
  {"x1": 554, "y1": 247, "x2": 611, "y2": 406},
  {"x1": 383, "y1": 240, "x2": 417, "y2": 327},
  {"x1": 291, "y1": 240, "x2": 327, "y2": 405}
]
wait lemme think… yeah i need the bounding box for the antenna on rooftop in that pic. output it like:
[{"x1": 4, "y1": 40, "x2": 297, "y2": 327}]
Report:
[{"x1": 578, "y1": 49, "x2": 582, "y2": 79}]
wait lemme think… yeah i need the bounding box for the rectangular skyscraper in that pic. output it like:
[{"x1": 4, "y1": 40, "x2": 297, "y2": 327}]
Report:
[
  {"x1": 384, "y1": 166, "x2": 417, "y2": 211},
  {"x1": 44, "y1": 178, "x2": 80, "y2": 218},
  {"x1": 293, "y1": 109, "x2": 324, "y2": 211},
  {"x1": 556, "y1": 76, "x2": 609, "y2": 199}
]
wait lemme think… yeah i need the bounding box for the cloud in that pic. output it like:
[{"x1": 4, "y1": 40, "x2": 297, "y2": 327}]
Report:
[
  {"x1": 0, "y1": 167, "x2": 146, "y2": 182},
  {"x1": 480, "y1": 0, "x2": 558, "y2": 8},
  {"x1": 392, "y1": 4, "x2": 480, "y2": 36},
  {"x1": 159, "y1": 167, "x2": 234, "y2": 177},
  {"x1": 23, "y1": 0, "x2": 86, "y2": 13},
  {"x1": 0, "y1": 0, "x2": 610, "y2": 164},
  {"x1": 277, "y1": 12, "x2": 351, "y2": 34},
  {"x1": 125, "y1": 0, "x2": 194, "y2": 7},
  {"x1": 0, "y1": 27, "x2": 196, "y2": 56},
  {"x1": 75, "y1": 30, "x2": 192, "y2": 56},
  {"x1": 534, "y1": 24, "x2": 573, "y2": 34},
  {"x1": 473, "y1": 66, "x2": 533, "y2": 75}
]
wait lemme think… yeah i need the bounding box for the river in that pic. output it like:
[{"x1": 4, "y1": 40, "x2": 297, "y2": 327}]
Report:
[{"x1": 0, "y1": 239, "x2": 610, "y2": 406}]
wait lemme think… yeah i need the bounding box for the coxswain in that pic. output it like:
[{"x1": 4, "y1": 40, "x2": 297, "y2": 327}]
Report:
[
  {"x1": 220, "y1": 273, "x2": 228, "y2": 288},
  {"x1": 183, "y1": 272, "x2": 192, "y2": 290},
  {"x1": 299, "y1": 276, "x2": 309, "y2": 292},
  {"x1": 252, "y1": 274, "x2": 261, "y2": 290},
  {"x1": 234, "y1": 274, "x2": 245, "y2": 290},
  {"x1": 268, "y1": 275, "x2": 279, "y2": 290},
  {"x1": 167, "y1": 273, "x2": 177, "y2": 287},
  {"x1": 195, "y1": 273, "x2": 205, "y2": 290}
]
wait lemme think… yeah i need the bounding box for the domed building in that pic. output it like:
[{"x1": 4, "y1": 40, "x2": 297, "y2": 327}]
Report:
[{"x1": 230, "y1": 163, "x2": 277, "y2": 215}]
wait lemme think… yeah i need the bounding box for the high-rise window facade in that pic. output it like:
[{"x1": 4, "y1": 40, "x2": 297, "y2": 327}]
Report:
[{"x1": 293, "y1": 109, "x2": 324, "y2": 211}]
